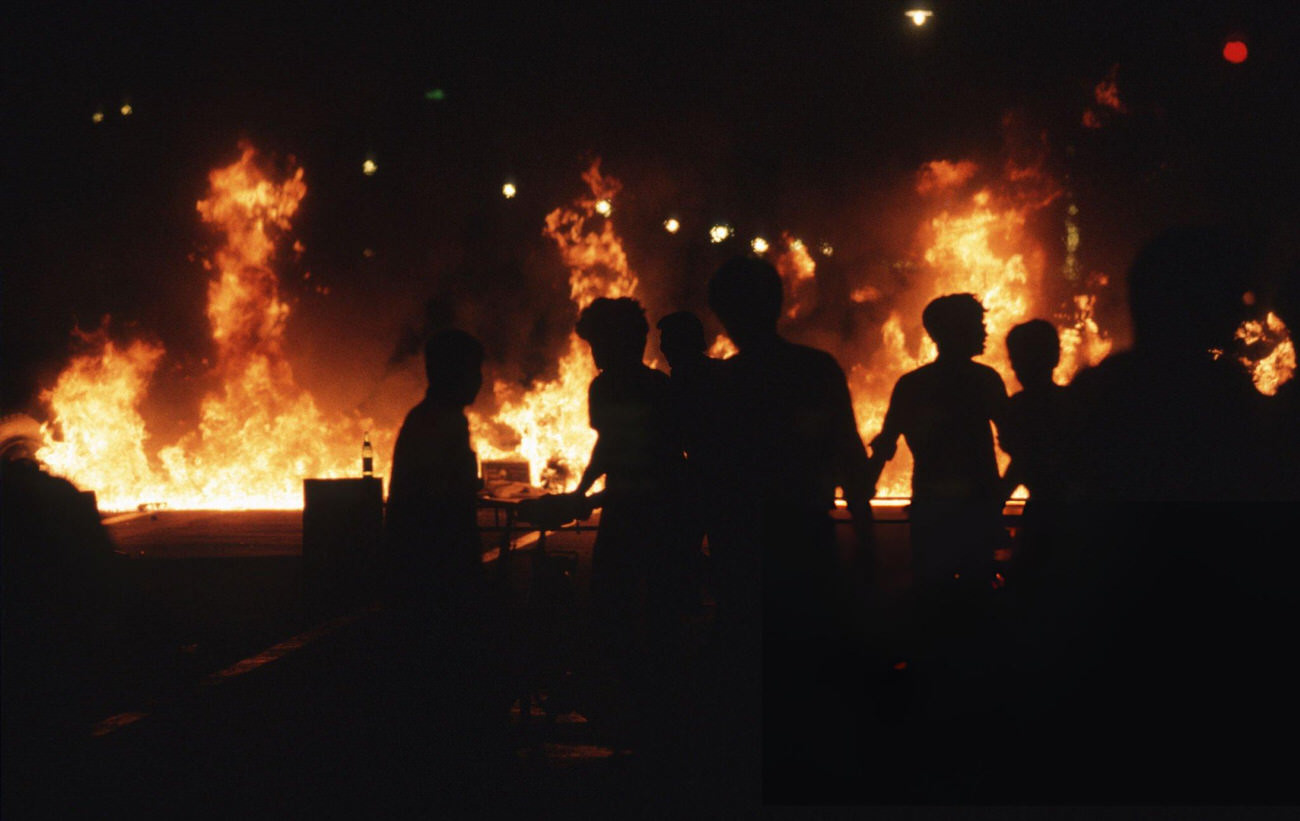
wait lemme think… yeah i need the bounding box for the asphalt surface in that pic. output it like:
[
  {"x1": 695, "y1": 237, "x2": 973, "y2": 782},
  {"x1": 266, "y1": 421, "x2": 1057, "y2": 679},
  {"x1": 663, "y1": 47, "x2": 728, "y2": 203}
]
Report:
[{"x1": 3, "y1": 506, "x2": 927, "y2": 815}]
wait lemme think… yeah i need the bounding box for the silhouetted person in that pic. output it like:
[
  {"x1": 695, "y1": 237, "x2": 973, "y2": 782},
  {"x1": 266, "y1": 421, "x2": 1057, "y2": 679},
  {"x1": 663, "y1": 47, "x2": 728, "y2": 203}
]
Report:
[
  {"x1": 656, "y1": 311, "x2": 724, "y2": 611},
  {"x1": 706, "y1": 256, "x2": 874, "y2": 801},
  {"x1": 870, "y1": 293, "x2": 1008, "y2": 595},
  {"x1": 1000, "y1": 319, "x2": 1072, "y2": 585},
  {"x1": 382, "y1": 329, "x2": 507, "y2": 785},
  {"x1": 386, "y1": 329, "x2": 486, "y2": 608},
  {"x1": 568, "y1": 297, "x2": 689, "y2": 755},
  {"x1": 1009, "y1": 227, "x2": 1290, "y2": 802}
]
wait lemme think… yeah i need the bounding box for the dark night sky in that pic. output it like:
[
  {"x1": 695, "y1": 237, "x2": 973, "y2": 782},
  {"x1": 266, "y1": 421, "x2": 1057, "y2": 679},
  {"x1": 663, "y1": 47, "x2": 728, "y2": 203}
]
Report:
[{"x1": 4, "y1": 1, "x2": 1298, "y2": 418}]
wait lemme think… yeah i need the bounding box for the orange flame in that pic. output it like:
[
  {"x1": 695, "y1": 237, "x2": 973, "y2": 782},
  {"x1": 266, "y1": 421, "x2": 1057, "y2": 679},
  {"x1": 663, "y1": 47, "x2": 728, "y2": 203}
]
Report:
[
  {"x1": 851, "y1": 162, "x2": 1111, "y2": 496},
  {"x1": 38, "y1": 146, "x2": 385, "y2": 510},
  {"x1": 776, "y1": 234, "x2": 818, "y2": 319},
  {"x1": 1237, "y1": 312, "x2": 1296, "y2": 396},
  {"x1": 470, "y1": 160, "x2": 638, "y2": 490}
]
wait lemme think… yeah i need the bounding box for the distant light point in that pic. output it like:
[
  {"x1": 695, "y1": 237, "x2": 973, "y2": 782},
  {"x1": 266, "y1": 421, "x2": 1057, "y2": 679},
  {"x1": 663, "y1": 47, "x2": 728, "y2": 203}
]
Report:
[
  {"x1": 92, "y1": 111, "x2": 105, "y2": 124},
  {"x1": 663, "y1": 218, "x2": 680, "y2": 234},
  {"x1": 751, "y1": 237, "x2": 769, "y2": 254},
  {"x1": 905, "y1": 9, "x2": 933, "y2": 27},
  {"x1": 819, "y1": 241, "x2": 834, "y2": 257},
  {"x1": 1223, "y1": 40, "x2": 1248, "y2": 64},
  {"x1": 594, "y1": 199, "x2": 612, "y2": 216},
  {"x1": 709, "y1": 224, "x2": 732, "y2": 244},
  {"x1": 424, "y1": 88, "x2": 446, "y2": 101},
  {"x1": 362, "y1": 159, "x2": 378, "y2": 176},
  {"x1": 119, "y1": 103, "x2": 133, "y2": 116},
  {"x1": 502, "y1": 182, "x2": 517, "y2": 199}
]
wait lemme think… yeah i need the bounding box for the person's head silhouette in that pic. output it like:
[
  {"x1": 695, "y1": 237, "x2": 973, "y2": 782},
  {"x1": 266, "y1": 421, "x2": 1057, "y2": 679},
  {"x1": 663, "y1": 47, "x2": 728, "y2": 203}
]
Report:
[
  {"x1": 656, "y1": 310, "x2": 706, "y2": 372},
  {"x1": 1127, "y1": 227, "x2": 1248, "y2": 361},
  {"x1": 922, "y1": 293, "x2": 987, "y2": 360},
  {"x1": 424, "y1": 329, "x2": 484, "y2": 406},
  {"x1": 708, "y1": 257, "x2": 783, "y2": 351},
  {"x1": 576, "y1": 297, "x2": 649, "y2": 372},
  {"x1": 1007, "y1": 319, "x2": 1060, "y2": 390}
]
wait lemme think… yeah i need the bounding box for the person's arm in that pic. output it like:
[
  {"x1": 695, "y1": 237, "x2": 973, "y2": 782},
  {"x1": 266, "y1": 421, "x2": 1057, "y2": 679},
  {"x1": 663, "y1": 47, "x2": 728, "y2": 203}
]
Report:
[
  {"x1": 574, "y1": 379, "x2": 606, "y2": 498},
  {"x1": 828, "y1": 360, "x2": 874, "y2": 508},
  {"x1": 575, "y1": 436, "x2": 606, "y2": 496},
  {"x1": 986, "y1": 372, "x2": 1016, "y2": 499},
  {"x1": 867, "y1": 378, "x2": 907, "y2": 491},
  {"x1": 808, "y1": 357, "x2": 874, "y2": 575}
]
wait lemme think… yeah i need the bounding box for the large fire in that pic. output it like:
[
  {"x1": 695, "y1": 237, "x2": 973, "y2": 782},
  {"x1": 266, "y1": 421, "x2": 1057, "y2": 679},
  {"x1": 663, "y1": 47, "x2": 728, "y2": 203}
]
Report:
[
  {"x1": 848, "y1": 160, "x2": 1112, "y2": 496},
  {"x1": 469, "y1": 161, "x2": 634, "y2": 490},
  {"x1": 38, "y1": 147, "x2": 384, "y2": 510},
  {"x1": 48, "y1": 144, "x2": 1291, "y2": 512}
]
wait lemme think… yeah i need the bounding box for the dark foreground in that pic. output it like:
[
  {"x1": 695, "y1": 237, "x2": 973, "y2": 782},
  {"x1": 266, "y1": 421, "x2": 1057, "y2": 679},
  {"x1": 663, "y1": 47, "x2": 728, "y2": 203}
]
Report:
[{"x1": 4, "y1": 506, "x2": 1299, "y2": 815}]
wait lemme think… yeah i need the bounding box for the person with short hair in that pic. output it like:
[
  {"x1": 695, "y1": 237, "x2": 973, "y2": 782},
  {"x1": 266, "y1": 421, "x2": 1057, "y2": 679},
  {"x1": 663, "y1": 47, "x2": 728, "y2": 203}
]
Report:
[
  {"x1": 386, "y1": 328, "x2": 486, "y2": 605},
  {"x1": 570, "y1": 296, "x2": 689, "y2": 753},
  {"x1": 870, "y1": 293, "x2": 1008, "y2": 591}
]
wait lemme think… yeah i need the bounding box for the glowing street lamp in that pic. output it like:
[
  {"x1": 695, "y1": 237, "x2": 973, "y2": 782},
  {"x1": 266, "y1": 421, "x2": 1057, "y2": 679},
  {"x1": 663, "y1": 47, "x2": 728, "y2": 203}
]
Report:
[
  {"x1": 710, "y1": 224, "x2": 732, "y2": 244},
  {"x1": 751, "y1": 236, "x2": 770, "y2": 254},
  {"x1": 92, "y1": 111, "x2": 105, "y2": 124},
  {"x1": 594, "y1": 198, "x2": 612, "y2": 216},
  {"x1": 663, "y1": 218, "x2": 680, "y2": 234},
  {"x1": 905, "y1": 9, "x2": 933, "y2": 26},
  {"x1": 362, "y1": 158, "x2": 378, "y2": 176},
  {"x1": 502, "y1": 182, "x2": 517, "y2": 199},
  {"x1": 119, "y1": 103, "x2": 133, "y2": 116}
]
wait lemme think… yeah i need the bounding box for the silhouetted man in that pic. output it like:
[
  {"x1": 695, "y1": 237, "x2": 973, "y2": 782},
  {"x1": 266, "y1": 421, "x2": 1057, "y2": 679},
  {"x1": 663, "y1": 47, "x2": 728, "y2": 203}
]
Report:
[
  {"x1": 382, "y1": 328, "x2": 509, "y2": 788},
  {"x1": 706, "y1": 256, "x2": 874, "y2": 801},
  {"x1": 386, "y1": 328, "x2": 486, "y2": 608},
  {"x1": 1000, "y1": 319, "x2": 1071, "y2": 584},
  {"x1": 870, "y1": 293, "x2": 1008, "y2": 593},
  {"x1": 569, "y1": 297, "x2": 688, "y2": 753},
  {"x1": 656, "y1": 310, "x2": 724, "y2": 610},
  {"x1": 1013, "y1": 227, "x2": 1288, "y2": 801}
]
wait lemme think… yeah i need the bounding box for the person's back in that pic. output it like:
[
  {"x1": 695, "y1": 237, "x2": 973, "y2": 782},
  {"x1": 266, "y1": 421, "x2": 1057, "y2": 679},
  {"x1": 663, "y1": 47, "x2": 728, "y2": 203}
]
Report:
[
  {"x1": 587, "y1": 363, "x2": 681, "y2": 500},
  {"x1": 871, "y1": 294, "x2": 1007, "y2": 594},
  {"x1": 884, "y1": 357, "x2": 1006, "y2": 501},
  {"x1": 1001, "y1": 319, "x2": 1071, "y2": 504},
  {"x1": 1069, "y1": 229, "x2": 1267, "y2": 501},
  {"x1": 706, "y1": 257, "x2": 874, "y2": 802}
]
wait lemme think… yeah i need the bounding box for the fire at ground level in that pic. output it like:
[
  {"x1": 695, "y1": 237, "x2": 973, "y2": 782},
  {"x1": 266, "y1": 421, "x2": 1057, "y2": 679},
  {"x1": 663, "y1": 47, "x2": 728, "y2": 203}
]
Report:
[{"x1": 4, "y1": 504, "x2": 1298, "y2": 811}]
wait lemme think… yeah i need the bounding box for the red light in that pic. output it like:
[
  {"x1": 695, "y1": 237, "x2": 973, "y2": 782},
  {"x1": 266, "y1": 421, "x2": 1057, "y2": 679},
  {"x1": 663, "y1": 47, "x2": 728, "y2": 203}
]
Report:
[{"x1": 1223, "y1": 41, "x2": 1248, "y2": 63}]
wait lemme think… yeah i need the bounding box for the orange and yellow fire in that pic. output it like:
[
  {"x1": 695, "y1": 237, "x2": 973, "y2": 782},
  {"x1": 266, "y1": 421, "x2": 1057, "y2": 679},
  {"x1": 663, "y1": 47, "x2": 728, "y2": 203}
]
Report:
[
  {"x1": 849, "y1": 159, "x2": 1112, "y2": 496},
  {"x1": 38, "y1": 146, "x2": 384, "y2": 510},
  {"x1": 1237, "y1": 312, "x2": 1295, "y2": 396},
  {"x1": 469, "y1": 160, "x2": 635, "y2": 490}
]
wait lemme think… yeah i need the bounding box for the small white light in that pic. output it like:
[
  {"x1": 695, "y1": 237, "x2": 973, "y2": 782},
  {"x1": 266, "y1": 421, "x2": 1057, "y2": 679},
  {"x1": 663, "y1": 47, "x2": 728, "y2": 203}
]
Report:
[
  {"x1": 502, "y1": 182, "x2": 517, "y2": 199},
  {"x1": 362, "y1": 159, "x2": 378, "y2": 176},
  {"x1": 905, "y1": 9, "x2": 933, "y2": 26},
  {"x1": 119, "y1": 103, "x2": 133, "y2": 116},
  {"x1": 92, "y1": 111, "x2": 105, "y2": 124},
  {"x1": 819, "y1": 242, "x2": 834, "y2": 257},
  {"x1": 594, "y1": 199, "x2": 612, "y2": 216},
  {"x1": 751, "y1": 237, "x2": 769, "y2": 254},
  {"x1": 710, "y1": 224, "x2": 731, "y2": 244},
  {"x1": 663, "y1": 218, "x2": 680, "y2": 234}
]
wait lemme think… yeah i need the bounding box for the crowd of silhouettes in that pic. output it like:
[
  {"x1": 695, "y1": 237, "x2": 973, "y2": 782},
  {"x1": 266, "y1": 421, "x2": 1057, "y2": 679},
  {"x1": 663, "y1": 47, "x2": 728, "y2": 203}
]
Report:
[
  {"x1": 375, "y1": 227, "x2": 1299, "y2": 804},
  {"x1": 7, "y1": 224, "x2": 1295, "y2": 808}
]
